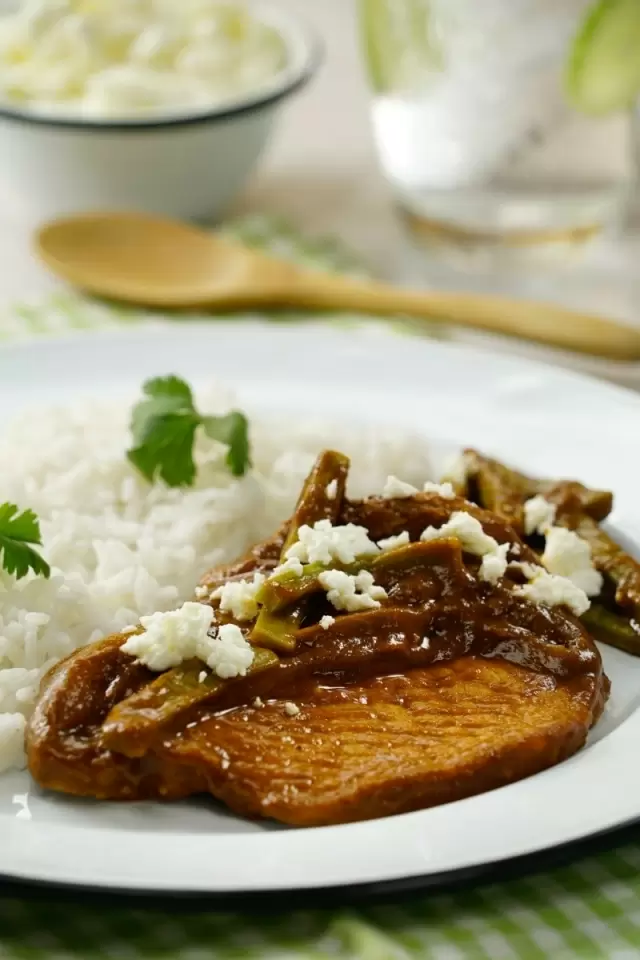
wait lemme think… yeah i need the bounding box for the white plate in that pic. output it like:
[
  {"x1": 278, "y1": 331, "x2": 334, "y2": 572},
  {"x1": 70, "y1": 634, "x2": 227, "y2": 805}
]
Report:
[{"x1": 2, "y1": 322, "x2": 640, "y2": 895}]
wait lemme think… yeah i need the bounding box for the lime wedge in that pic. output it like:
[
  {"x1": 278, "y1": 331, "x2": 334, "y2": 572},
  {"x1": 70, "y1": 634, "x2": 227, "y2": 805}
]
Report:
[
  {"x1": 358, "y1": 0, "x2": 442, "y2": 94},
  {"x1": 567, "y1": 0, "x2": 640, "y2": 114}
]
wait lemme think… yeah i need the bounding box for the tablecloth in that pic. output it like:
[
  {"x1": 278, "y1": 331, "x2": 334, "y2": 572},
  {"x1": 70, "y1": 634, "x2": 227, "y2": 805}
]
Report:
[{"x1": 2, "y1": 216, "x2": 640, "y2": 960}]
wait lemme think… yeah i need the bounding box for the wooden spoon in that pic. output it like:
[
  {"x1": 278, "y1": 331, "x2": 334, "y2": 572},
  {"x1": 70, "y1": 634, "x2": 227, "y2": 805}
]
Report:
[{"x1": 35, "y1": 211, "x2": 640, "y2": 360}]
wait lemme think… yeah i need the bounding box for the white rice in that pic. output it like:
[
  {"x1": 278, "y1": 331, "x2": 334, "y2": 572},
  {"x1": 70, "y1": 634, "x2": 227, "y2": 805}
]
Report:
[{"x1": 0, "y1": 384, "x2": 432, "y2": 773}]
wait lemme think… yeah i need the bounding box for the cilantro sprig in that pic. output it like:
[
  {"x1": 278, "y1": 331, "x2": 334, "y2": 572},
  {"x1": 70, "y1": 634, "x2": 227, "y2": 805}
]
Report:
[
  {"x1": 127, "y1": 376, "x2": 251, "y2": 487},
  {"x1": 0, "y1": 503, "x2": 50, "y2": 580}
]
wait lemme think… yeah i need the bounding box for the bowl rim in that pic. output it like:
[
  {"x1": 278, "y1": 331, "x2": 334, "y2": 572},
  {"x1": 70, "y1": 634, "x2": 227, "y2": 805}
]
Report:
[{"x1": 0, "y1": 1, "x2": 323, "y2": 133}]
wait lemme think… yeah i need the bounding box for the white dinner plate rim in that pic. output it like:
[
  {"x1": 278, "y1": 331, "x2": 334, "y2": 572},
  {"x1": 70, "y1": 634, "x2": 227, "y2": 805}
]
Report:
[{"x1": 2, "y1": 321, "x2": 640, "y2": 895}]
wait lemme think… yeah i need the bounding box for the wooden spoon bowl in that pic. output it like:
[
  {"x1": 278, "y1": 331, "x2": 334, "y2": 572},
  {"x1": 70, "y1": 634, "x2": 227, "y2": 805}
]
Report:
[{"x1": 35, "y1": 212, "x2": 640, "y2": 360}]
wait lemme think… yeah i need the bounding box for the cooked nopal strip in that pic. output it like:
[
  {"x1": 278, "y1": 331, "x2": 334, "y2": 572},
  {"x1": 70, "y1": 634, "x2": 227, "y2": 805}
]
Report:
[{"x1": 460, "y1": 448, "x2": 640, "y2": 649}]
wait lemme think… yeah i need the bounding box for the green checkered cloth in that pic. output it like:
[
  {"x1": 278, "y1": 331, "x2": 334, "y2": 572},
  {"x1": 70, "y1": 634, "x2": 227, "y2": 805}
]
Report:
[
  {"x1": 0, "y1": 215, "x2": 446, "y2": 343},
  {"x1": 1, "y1": 217, "x2": 638, "y2": 960}
]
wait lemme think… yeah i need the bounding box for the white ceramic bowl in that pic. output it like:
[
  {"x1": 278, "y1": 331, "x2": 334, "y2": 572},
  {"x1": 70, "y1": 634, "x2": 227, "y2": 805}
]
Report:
[{"x1": 0, "y1": 3, "x2": 320, "y2": 221}]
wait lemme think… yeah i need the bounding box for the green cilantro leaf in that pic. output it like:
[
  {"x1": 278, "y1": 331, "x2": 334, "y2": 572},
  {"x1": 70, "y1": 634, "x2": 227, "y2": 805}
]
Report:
[
  {"x1": 203, "y1": 412, "x2": 250, "y2": 477},
  {"x1": 0, "y1": 503, "x2": 50, "y2": 580},
  {"x1": 127, "y1": 376, "x2": 251, "y2": 487},
  {"x1": 142, "y1": 375, "x2": 194, "y2": 405}
]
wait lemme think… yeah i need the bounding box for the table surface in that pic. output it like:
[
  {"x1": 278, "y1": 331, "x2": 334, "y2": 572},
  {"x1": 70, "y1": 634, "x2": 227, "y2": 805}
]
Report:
[
  {"x1": 2, "y1": 213, "x2": 640, "y2": 960},
  {"x1": 3, "y1": 13, "x2": 640, "y2": 954},
  {"x1": 2, "y1": 0, "x2": 640, "y2": 356}
]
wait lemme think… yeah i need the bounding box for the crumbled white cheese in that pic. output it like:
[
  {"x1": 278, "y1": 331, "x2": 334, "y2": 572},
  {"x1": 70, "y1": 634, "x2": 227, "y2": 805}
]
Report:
[
  {"x1": 524, "y1": 495, "x2": 557, "y2": 535},
  {"x1": 479, "y1": 543, "x2": 510, "y2": 584},
  {"x1": 421, "y1": 511, "x2": 498, "y2": 557},
  {"x1": 253, "y1": 697, "x2": 264, "y2": 708},
  {"x1": 284, "y1": 701, "x2": 300, "y2": 717},
  {"x1": 318, "y1": 569, "x2": 387, "y2": 612},
  {"x1": 320, "y1": 614, "x2": 335, "y2": 630},
  {"x1": 196, "y1": 623, "x2": 255, "y2": 679},
  {"x1": 325, "y1": 479, "x2": 338, "y2": 500},
  {"x1": 541, "y1": 527, "x2": 603, "y2": 597},
  {"x1": 515, "y1": 567, "x2": 590, "y2": 617},
  {"x1": 121, "y1": 601, "x2": 214, "y2": 672},
  {"x1": 198, "y1": 670, "x2": 207, "y2": 683},
  {"x1": 273, "y1": 556, "x2": 304, "y2": 577},
  {"x1": 121, "y1": 624, "x2": 137, "y2": 635},
  {"x1": 194, "y1": 585, "x2": 208, "y2": 599},
  {"x1": 510, "y1": 560, "x2": 539, "y2": 579},
  {"x1": 211, "y1": 572, "x2": 265, "y2": 621},
  {"x1": 285, "y1": 519, "x2": 380, "y2": 567},
  {"x1": 420, "y1": 637, "x2": 430, "y2": 649},
  {"x1": 511, "y1": 543, "x2": 521, "y2": 556},
  {"x1": 378, "y1": 531, "x2": 411, "y2": 552},
  {"x1": 421, "y1": 510, "x2": 513, "y2": 585},
  {"x1": 423, "y1": 481, "x2": 456, "y2": 499},
  {"x1": 0, "y1": 1, "x2": 288, "y2": 119},
  {"x1": 382, "y1": 476, "x2": 419, "y2": 498}
]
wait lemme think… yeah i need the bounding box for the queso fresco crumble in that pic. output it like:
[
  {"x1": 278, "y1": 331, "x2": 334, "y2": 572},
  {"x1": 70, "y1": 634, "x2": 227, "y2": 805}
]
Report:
[{"x1": 120, "y1": 479, "x2": 602, "y2": 678}]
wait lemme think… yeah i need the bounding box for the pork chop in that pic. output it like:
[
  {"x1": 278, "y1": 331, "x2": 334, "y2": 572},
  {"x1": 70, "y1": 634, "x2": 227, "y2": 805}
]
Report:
[
  {"x1": 162, "y1": 656, "x2": 606, "y2": 826},
  {"x1": 26, "y1": 451, "x2": 609, "y2": 826}
]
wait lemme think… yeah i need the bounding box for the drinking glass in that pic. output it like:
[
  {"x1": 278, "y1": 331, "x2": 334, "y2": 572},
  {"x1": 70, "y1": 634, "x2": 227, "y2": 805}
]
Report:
[{"x1": 358, "y1": 0, "x2": 634, "y2": 263}]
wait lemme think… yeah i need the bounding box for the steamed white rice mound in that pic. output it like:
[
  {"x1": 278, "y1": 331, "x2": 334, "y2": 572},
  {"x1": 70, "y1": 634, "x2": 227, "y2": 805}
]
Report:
[{"x1": 0, "y1": 384, "x2": 432, "y2": 773}]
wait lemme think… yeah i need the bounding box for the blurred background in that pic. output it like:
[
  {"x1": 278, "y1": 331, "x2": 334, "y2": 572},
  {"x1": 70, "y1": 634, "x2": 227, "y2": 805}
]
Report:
[
  {"x1": 236, "y1": 0, "x2": 640, "y2": 333},
  {"x1": 0, "y1": 0, "x2": 639, "y2": 369}
]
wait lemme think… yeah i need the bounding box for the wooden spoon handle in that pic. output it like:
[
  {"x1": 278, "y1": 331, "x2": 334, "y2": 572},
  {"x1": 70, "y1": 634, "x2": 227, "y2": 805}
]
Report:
[{"x1": 284, "y1": 272, "x2": 640, "y2": 361}]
